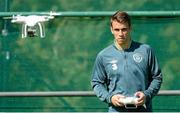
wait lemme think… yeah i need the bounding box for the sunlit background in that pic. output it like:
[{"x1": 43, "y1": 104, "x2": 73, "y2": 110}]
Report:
[{"x1": 0, "y1": 0, "x2": 180, "y2": 112}]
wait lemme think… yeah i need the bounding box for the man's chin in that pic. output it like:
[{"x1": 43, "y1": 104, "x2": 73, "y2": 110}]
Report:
[{"x1": 117, "y1": 40, "x2": 125, "y2": 45}]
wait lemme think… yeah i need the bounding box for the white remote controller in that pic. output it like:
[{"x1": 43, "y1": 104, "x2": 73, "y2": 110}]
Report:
[{"x1": 121, "y1": 97, "x2": 138, "y2": 109}]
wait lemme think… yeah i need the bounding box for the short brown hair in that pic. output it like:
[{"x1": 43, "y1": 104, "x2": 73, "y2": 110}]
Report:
[{"x1": 110, "y1": 11, "x2": 131, "y2": 27}]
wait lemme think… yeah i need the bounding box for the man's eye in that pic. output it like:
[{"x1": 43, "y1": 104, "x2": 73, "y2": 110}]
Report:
[
  {"x1": 114, "y1": 28, "x2": 128, "y2": 32},
  {"x1": 114, "y1": 29, "x2": 120, "y2": 31},
  {"x1": 122, "y1": 28, "x2": 128, "y2": 32}
]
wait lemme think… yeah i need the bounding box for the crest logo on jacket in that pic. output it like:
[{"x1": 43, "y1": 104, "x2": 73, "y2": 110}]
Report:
[{"x1": 133, "y1": 53, "x2": 143, "y2": 63}]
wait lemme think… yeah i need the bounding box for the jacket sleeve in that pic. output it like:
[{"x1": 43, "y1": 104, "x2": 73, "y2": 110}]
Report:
[
  {"x1": 91, "y1": 54, "x2": 112, "y2": 104},
  {"x1": 143, "y1": 47, "x2": 163, "y2": 101}
]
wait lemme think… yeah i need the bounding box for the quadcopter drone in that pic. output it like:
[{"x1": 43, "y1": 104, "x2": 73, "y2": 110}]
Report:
[{"x1": 7, "y1": 12, "x2": 58, "y2": 38}]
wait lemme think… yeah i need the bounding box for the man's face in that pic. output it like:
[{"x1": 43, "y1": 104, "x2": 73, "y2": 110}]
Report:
[{"x1": 111, "y1": 20, "x2": 131, "y2": 45}]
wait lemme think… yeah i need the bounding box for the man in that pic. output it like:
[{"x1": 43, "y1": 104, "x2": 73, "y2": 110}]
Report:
[{"x1": 91, "y1": 11, "x2": 162, "y2": 112}]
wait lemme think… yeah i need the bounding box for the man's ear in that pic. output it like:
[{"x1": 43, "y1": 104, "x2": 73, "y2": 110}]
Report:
[{"x1": 110, "y1": 26, "x2": 113, "y2": 34}]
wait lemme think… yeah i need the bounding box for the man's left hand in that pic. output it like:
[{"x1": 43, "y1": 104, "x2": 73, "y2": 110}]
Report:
[{"x1": 134, "y1": 91, "x2": 146, "y2": 106}]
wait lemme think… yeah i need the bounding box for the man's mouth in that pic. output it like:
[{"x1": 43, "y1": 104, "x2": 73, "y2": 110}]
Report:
[{"x1": 117, "y1": 37, "x2": 125, "y2": 40}]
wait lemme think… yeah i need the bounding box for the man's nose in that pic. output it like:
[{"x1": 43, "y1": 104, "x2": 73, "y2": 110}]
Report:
[{"x1": 119, "y1": 30, "x2": 123, "y2": 36}]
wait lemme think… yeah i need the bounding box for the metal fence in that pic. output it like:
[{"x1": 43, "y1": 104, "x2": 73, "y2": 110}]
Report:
[
  {"x1": 0, "y1": 90, "x2": 180, "y2": 97},
  {"x1": 1, "y1": 11, "x2": 180, "y2": 17}
]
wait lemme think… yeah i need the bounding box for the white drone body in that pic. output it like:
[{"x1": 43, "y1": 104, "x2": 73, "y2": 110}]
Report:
[
  {"x1": 11, "y1": 13, "x2": 55, "y2": 38},
  {"x1": 11, "y1": 15, "x2": 54, "y2": 26}
]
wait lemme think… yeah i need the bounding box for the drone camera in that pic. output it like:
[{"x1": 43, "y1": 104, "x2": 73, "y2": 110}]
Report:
[{"x1": 27, "y1": 27, "x2": 36, "y2": 37}]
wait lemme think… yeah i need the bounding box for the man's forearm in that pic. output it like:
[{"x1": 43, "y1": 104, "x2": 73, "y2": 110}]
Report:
[{"x1": 93, "y1": 83, "x2": 111, "y2": 103}]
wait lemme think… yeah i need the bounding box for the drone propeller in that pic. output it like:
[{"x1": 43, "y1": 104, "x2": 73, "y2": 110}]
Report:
[{"x1": 3, "y1": 16, "x2": 13, "y2": 19}]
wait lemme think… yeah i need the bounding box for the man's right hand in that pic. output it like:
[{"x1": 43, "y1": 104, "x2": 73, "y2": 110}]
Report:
[{"x1": 111, "y1": 94, "x2": 125, "y2": 107}]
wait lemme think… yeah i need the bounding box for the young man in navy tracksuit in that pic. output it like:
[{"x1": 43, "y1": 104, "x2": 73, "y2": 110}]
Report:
[{"x1": 91, "y1": 11, "x2": 162, "y2": 112}]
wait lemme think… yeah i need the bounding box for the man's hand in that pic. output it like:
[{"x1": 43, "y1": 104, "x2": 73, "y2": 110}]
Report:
[
  {"x1": 111, "y1": 94, "x2": 125, "y2": 107},
  {"x1": 134, "y1": 91, "x2": 146, "y2": 106}
]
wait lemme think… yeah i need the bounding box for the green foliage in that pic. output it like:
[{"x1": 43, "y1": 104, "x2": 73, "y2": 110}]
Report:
[
  {"x1": 8, "y1": 0, "x2": 180, "y2": 11},
  {"x1": 0, "y1": 0, "x2": 180, "y2": 112}
]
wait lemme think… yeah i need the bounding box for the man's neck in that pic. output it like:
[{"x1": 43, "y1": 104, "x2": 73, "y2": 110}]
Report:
[{"x1": 114, "y1": 39, "x2": 132, "y2": 50}]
